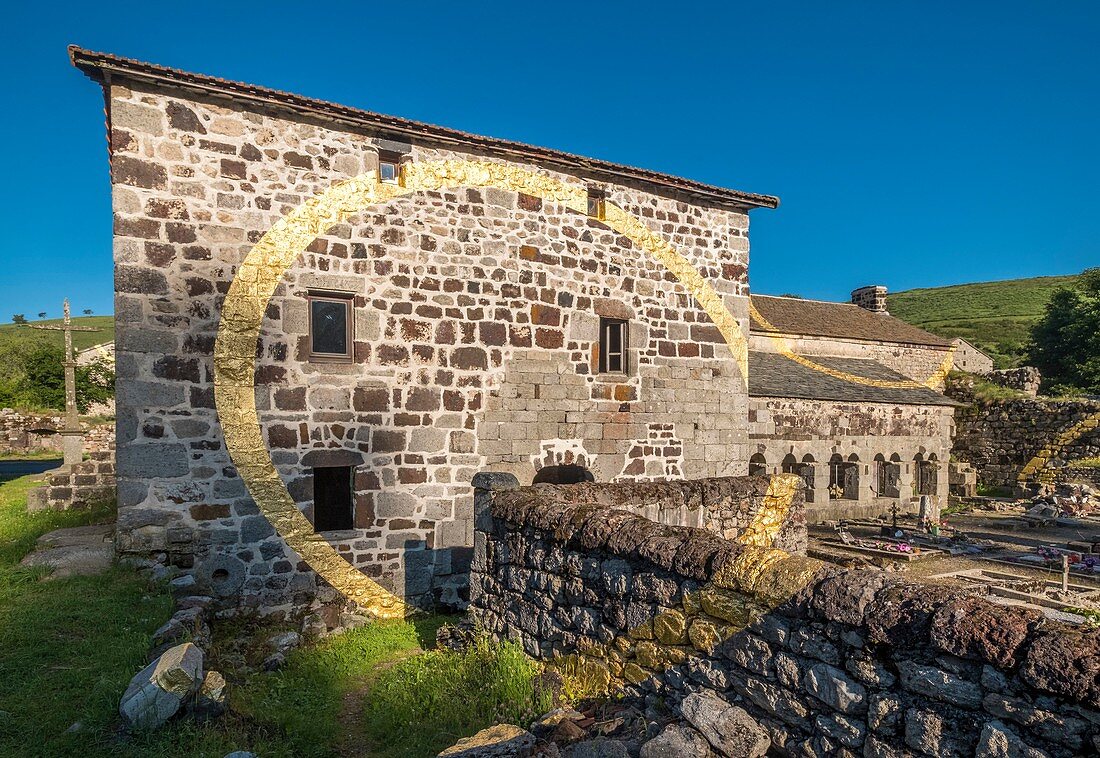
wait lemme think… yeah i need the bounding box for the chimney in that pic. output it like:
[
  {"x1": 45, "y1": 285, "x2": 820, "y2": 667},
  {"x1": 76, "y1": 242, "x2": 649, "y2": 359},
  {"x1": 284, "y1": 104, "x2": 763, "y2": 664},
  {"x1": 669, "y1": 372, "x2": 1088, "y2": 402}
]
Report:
[{"x1": 851, "y1": 285, "x2": 888, "y2": 314}]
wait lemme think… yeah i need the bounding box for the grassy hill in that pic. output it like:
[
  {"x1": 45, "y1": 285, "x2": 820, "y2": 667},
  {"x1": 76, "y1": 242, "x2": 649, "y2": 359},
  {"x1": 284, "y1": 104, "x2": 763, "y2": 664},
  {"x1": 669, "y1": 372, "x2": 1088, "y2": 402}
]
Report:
[
  {"x1": 888, "y1": 274, "x2": 1080, "y2": 369},
  {"x1": 0, "y1": 316, "x2": 114, "y2": 352}
]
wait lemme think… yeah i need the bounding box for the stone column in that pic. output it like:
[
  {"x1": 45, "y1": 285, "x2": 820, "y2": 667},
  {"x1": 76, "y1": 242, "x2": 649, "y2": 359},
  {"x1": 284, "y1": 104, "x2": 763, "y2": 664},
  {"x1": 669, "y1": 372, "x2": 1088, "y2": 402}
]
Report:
[
  {"x1": 470, "y1": 471, "x2": 519, "y2": 604},
  {"x1": 860, "y1": 462, "x2": 876, "y2": 507},
  {"x1": 813, "y1": 461, "x2": 830, "y2": 508},
  {"x1": 898, "y1": 465, "x2": 916, "y2": 513}
]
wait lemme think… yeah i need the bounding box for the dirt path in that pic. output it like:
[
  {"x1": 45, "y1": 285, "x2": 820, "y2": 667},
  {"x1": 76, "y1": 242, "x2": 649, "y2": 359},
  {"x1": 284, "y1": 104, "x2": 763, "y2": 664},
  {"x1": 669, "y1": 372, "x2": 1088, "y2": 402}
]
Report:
[{"x1": 334, "y1": 648, "x2": 424, "y2": 758}]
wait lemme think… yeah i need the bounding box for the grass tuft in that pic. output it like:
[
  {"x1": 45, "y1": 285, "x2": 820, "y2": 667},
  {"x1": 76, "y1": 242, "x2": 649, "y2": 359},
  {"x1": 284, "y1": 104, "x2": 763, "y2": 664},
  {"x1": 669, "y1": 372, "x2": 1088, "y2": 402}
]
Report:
[{"x1": 359, "y1": 636, "x2": 555, "y2": 757}]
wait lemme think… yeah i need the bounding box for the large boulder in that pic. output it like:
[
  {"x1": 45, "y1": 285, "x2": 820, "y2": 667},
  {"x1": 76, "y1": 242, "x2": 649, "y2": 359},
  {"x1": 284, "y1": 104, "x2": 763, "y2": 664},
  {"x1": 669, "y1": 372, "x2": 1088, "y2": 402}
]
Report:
[
  {"x1": 681, "y1": 691, "x2": 770, "y2": 758},
  {"x1": 640, "y1": 723, "x2": 714, "y2": 757},
  {"x1": 119, "y1": 642, "x2": 204, "y2": 730},
  {"x1": 437, "y1": 723, "x2": 536, "y2": 757}
]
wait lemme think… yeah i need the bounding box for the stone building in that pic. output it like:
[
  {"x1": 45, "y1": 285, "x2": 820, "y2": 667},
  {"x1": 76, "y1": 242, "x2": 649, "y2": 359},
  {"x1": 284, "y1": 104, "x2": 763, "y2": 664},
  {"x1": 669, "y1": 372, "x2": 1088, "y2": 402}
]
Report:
[
  {"x1": 72, "y1": 47, "x2": 958, "y2": 610},
  {"x1": 951, "y1": 337, "x2": 994, "y2": 374},
  {"x1": 747, "y1": 294, "x2": 957, "y2": 520}
]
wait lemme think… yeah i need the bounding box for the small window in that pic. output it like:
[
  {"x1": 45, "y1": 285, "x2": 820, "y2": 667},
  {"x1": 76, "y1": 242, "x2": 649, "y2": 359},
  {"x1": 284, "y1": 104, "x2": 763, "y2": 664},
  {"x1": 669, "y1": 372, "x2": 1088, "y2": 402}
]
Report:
[
  {"x1": 308, "y1": 292, "x2": 353, "y2": 361},
  {"x1": 587, "y1": 187, "x2": 606, "y2": 220},
  {"x1": 378, "y1": 151, "x2": 402, "y2": 185},
  {"x1": 598, "y1": 317, "x2": 627, "y2": 373},
  {"x1": 313, "y1": 466, "x2": 353, "y2": 531}
]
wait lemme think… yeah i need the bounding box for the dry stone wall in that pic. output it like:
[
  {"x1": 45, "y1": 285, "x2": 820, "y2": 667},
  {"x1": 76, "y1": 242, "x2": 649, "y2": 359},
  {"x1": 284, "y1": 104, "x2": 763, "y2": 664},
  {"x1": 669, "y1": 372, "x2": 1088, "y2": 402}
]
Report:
[
  {"x1": 104, "y1": 76, "x2": 753, "y2": 613},
  {"x1": 0, "y1": 409, "x2": 114, "y2": 456},
  {"x1": 949, "y1": 387, "x2": 1100, "y2": 488},
  {"x1": 471, "y1": 475, "x2": 1100, "y2": 758}
]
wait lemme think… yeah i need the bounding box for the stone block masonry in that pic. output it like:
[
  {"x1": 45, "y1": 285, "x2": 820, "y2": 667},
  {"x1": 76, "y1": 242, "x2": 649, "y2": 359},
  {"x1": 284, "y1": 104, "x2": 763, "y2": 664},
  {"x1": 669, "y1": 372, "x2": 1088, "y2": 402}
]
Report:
[
  {"x1": 0, "y1": 409, "x2": 114, "y2": 457},
  {"x1": 949, "y1": 378, "x2": 1100, "y2": 488},
  {"x1": 25, "y1": 449, "x2": 117, "y2": 512},
  {"x1": 470, "y1": 474, "x2": 1100, "y2": 757},
  {"x1": 84, "y1": 58, "x2": 760, "y2": 614}
]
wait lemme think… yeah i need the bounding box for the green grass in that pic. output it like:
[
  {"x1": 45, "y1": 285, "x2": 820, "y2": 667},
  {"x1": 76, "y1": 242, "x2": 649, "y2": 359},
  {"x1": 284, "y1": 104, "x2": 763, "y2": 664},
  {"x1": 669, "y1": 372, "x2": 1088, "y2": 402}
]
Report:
[
  {"x1": 0, "y1": 316, "x2": 114, "y2": 353},
  {"x1": 0, "y1": 475, "x2": 552, "y2": 757},
  {"x1": 359, "y1": 636, "x2": 555, "y2": 757},
  {"x1": 0, "y1": 476, "x2": 175, "y2": 757},
  {"x1": 888, "y1": 274, "x2": 1080, "y2": 368}
]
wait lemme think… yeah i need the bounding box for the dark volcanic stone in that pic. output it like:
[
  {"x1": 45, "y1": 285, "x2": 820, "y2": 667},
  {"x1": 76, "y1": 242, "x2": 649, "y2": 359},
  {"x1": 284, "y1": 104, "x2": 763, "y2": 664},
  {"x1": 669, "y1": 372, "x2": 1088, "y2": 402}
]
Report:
[
  {"x1": 930, "y1": 596, "x2": 1041, "y2": 669},
  {"x1": 1019, "y1": 627, "x2": 1100, "y2": 708},
  {"x1": 812, "y1": 570, "x2": 895, "y2": 626},
  {"x1": 864, "y1": 582, "x2": 957, "y2": 649},
  {"x1": 670, "y1": 529, "x2": 724, "y2": 581}
]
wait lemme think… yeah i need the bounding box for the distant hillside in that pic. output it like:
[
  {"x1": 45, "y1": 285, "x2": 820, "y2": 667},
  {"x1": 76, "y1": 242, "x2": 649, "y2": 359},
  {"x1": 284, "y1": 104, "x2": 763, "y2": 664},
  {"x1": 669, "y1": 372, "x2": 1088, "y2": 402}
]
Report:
[
  {"x1": 0, "y1": 316, "x2": 114, "y2": 352},
  {"x1": 888, "y1": 275, "x2": 1080, "y2": 369}
]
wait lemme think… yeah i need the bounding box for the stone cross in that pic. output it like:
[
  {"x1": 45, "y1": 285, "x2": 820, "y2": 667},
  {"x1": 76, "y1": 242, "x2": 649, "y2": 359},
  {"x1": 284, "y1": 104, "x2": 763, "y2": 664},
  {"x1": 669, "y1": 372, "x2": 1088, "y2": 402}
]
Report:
[{"x1": 24, "y1": 300, "x2": 101, "y2": 465}]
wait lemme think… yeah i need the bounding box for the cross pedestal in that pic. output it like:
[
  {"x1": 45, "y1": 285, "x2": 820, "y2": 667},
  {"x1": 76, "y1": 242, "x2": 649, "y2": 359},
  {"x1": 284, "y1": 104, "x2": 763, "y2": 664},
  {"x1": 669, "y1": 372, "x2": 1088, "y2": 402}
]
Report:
[{"x1": 25, "y1": 300, "x2": 102, "y2": 467}]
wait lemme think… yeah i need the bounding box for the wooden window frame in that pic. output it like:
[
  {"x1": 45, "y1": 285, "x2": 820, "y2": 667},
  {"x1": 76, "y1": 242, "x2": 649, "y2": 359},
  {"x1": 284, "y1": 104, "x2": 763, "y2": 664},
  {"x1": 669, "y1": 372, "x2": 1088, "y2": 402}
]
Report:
[
  {"x1": 598, "y1": 317, "x2": 628, "y2": 374},
  {"x1": 378, "y1": 150, "x2": 404, "y2": 186},
  {"x1": 307, "y1": 290, "x2": 354, "y2": 363},
  {"x1": 587, "y1": 187, "x2": 606, "y2": 221}
]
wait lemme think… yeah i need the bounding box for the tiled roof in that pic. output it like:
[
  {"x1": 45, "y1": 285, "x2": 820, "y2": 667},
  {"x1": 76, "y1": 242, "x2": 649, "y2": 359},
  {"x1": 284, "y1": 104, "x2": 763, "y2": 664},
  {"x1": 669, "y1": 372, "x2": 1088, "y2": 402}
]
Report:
[
  {"x1": 69, "y1": 46, "x2": 779, "y2": 212},
  {"x1": 750, "y1": 295, "x2": 952, "y2": 347},
  {"x1": 748, "y1": 351, "x2": 958, "y2": 406}
]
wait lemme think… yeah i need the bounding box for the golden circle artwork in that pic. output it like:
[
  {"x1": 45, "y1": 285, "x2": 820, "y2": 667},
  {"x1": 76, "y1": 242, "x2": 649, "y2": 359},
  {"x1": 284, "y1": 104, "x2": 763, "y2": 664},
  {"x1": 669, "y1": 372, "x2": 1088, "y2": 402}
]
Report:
[
  {"x1": 213, "y1": 159, "x2": 956, "y2": 615},
  {"x1": 213, "y1": 160, "x2": 754, "y2": 615}
]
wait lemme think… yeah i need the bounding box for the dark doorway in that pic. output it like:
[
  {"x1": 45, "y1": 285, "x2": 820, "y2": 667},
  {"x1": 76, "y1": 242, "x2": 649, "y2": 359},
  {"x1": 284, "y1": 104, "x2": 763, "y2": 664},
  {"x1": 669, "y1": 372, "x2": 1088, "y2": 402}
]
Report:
[
  {"x1": 313, "y1": 466, "x2": 353, "y2": 531},
  {"x1": 532, "y1": 464, "x2": 594, "y2": 485}
]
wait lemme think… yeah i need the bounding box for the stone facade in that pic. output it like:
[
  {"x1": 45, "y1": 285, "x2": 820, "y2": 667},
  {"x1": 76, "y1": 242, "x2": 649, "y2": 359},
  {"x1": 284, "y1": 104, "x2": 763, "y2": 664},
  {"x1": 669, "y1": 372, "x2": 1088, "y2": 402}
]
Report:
[
  {"x1": 76, "y1": 52, "x2": 769, "y2": 612},
  {"x1": 471, "y1": 476, "x2": 1100, "y2": 757},
  {"x1": 749, "y1": 398, "x2": 954, "y2": 521},
  {"x1": 950, "y1": 338, "x2": 994, "y2": 375}
]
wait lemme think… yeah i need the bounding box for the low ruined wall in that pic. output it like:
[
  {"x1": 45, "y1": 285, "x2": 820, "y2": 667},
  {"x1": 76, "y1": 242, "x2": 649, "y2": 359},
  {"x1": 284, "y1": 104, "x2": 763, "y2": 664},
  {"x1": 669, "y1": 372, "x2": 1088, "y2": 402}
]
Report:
[
  {"x1": 950, "y1": 391, "x2": 1100, "y2": 487},
  {"x1": 26, "y1": 449, "x2": 116, "y2": 512},
  {"x1": 984, "y1": 367, "x2": 1042, "y2": 397},
  {"x1": 0, "y1": 408, "x2": 115, "y2": 456},
  {"x1": 484, "y1": 474, "x2": 806, "y2": 554},
  {"x1": 470, "y1": 474, "x2": 1100, "y2": 758}
]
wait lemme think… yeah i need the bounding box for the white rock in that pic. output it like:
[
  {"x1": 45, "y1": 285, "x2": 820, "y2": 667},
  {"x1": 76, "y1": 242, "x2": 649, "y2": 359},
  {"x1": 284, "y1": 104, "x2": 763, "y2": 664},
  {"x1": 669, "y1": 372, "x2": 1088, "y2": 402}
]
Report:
[{"x1": 119, "y1": 642, "x2": 204, "y2": 730}]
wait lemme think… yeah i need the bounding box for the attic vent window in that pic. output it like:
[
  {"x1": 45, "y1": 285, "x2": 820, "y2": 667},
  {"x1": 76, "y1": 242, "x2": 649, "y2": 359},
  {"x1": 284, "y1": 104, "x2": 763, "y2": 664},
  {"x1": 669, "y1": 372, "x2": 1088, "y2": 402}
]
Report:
[
  {"x1": 586, "y1": 187, "x2": 606, "y2": 220},
  {"x1": 378, "y1": 151, "x2": 402, "y2": 185}
]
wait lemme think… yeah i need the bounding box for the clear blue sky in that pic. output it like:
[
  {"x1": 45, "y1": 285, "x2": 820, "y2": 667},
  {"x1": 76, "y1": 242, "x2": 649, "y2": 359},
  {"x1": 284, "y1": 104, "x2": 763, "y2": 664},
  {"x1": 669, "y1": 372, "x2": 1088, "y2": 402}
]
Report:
[{"x1": 2, "y1": 1, "x2": 1097, "y2": 319}]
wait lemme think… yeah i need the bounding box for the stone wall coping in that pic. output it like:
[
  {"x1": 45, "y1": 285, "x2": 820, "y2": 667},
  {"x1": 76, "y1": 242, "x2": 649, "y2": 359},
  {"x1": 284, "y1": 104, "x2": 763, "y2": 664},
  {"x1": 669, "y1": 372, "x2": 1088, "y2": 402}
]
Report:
[
  {"x1": 69, "y1": 46, "x2": 779, "y2": 212},
  {"x1": 487, "y1": 485, "x2": 1100, "y2": 709}
]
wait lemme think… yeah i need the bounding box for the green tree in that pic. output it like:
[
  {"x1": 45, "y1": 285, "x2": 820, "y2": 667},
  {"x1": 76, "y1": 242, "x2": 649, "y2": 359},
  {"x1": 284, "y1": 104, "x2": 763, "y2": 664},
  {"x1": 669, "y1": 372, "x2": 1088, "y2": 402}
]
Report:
[
  {"x1": 11, "y1": 314, "x2": 26, "y2": 324},
  {"x1": 0, "y1": 344, "x2": 113, "y2": 413},
  {"x1": 1027, "y1": 268, "x2": 1100, "y2": 394}
]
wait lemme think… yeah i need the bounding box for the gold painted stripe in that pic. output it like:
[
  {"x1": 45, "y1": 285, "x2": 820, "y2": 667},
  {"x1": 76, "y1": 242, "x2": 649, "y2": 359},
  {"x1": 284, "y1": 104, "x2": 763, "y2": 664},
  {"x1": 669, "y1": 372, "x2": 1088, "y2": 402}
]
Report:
[{"x1": 749, "y1": 302, "x2": 955, "y2": 390}]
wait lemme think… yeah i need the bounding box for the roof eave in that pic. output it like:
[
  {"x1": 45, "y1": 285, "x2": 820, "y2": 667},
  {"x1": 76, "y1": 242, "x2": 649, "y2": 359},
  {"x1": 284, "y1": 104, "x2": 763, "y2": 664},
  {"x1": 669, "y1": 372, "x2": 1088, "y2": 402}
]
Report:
[{"x1": 69, "y1": 45, "x2": 780, "y2": 212}]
